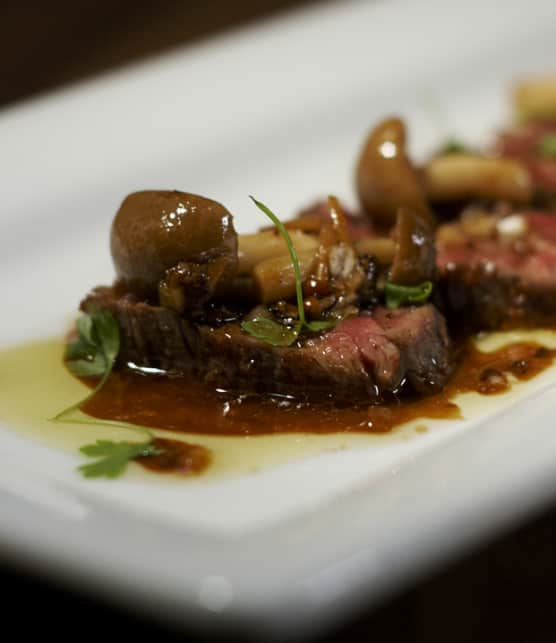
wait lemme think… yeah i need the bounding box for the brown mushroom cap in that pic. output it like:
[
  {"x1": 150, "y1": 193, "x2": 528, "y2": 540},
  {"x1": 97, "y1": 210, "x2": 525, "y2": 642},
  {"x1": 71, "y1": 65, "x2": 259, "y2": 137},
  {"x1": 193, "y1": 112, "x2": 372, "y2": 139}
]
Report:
[
  {"x1": 110, "y1": 190, "x2": 238, "y2": 299},
  {"x1": 355, "y1": 117, "x2": 429, "y2": 226}
]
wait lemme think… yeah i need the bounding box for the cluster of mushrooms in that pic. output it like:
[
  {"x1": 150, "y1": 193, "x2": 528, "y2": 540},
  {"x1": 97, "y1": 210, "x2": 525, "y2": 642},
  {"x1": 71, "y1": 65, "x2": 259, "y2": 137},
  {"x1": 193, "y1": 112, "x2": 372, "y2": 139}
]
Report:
[{"x1": 110, "y1": 76, "x2": 553, "y2": 325}]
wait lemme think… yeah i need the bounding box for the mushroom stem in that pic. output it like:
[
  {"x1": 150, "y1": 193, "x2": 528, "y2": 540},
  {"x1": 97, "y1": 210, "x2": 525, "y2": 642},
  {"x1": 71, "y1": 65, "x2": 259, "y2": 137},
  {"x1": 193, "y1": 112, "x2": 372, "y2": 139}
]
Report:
[
  {"x1": 252, "y1": 250, "x2": 317, "y2": 304},
  {"x1": 423, "y1": 154, "x2": 532, "y2": 203},
  {"x1": 238, "y1": 229, "x2": 318, "y2": 275}
]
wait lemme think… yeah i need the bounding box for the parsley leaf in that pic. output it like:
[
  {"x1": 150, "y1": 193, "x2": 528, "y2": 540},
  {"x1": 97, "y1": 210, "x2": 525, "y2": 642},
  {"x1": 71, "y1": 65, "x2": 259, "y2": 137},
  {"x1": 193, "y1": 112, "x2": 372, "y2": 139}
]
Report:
[
  {"x1": 56, "y1": 307, "x2": 165, "y2": 480},
  {"x1": 241, "y1": 316, "x2": 300, "y2": 347},
  {"x1": 78, "y1": 439, "x2": 163, "y2": 479},
  {"x1": 304, "y1": 319, "x2": 337, "y2": 332},
  {"x1": 538, "y1": 134, "x2": 556, "y2": 159},
  {"x1": 241, "y1": 197, "x2": 337, "y2": 346},
  {"x1": 52, "y1": 305, "x2": 120, "y2": 422},
  {"x1": 241, "y1": 315, "x2": 336, "y2": 348},
  {"x1": 385, "y1": 281, "x2": 433, "y2": 309},
  {"x1": 66, "y1": 353, "x2": 107, "y2": 377}
]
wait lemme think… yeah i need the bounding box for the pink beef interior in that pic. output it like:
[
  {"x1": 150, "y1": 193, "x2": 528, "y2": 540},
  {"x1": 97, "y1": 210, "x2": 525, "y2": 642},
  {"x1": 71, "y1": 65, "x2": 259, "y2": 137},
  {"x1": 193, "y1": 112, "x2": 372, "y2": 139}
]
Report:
[{"x1": 437, "y1": 213, "x2": 556, "y2": 287}]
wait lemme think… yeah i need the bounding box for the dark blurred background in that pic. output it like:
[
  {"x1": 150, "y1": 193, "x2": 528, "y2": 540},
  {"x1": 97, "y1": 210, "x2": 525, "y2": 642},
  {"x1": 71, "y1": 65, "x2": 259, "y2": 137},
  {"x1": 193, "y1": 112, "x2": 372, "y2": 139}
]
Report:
[
  {"x1": 2, "y1": 1, "x2": 556, "y2": 641},
  {"x1": 1, "y1": 0, "x2": 325, "y2": 108}
]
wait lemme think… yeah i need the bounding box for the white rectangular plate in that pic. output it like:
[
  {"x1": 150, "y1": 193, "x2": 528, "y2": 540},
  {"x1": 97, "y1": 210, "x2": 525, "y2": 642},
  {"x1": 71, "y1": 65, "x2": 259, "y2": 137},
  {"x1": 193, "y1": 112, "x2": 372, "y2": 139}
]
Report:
[{"x1": 2, "y1": 0, "x2": 556, "y2": 638}]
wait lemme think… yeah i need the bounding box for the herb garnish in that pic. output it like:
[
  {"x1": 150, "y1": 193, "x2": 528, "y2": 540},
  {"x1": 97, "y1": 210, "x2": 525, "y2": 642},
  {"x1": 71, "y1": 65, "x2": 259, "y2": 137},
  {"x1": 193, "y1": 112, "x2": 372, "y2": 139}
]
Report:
[
  {"x1": 537, "y1": 134, "x2": 556, "y2": 159},
  {"x1": 241, "y1": 315, "x2": 299, "y2": 347},
  {"x1": 385, "y1": 281, "x2": 433, "y2": 309},
  {"x1": 51, "y1": 306, "x2": 164, "y2": 479},
  {"x1": 52, "y1": 305, "x2": 120, "y2": 422},
  {"x1": 78, "y1": 437, "x2": 163, "y2": 479},
  {"x1": 439, "y1": 139, "x2": 470, "y2": 155},
  {"x1": 241, "y1": 197, "x2": 336, "y2": 346}
]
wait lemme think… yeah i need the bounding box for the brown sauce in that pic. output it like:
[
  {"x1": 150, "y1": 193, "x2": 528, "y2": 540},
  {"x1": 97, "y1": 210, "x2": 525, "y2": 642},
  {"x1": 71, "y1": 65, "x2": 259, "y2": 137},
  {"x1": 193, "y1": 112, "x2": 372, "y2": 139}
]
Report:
[
  {"x1": 134, "y1": 437, "x2": 211, "y2": 475},
  {"x1": 449, "y1": 342, "x2": 555, "y2": 394},
  {"x1": 81, "y1": 340, "x2": 556, "y2": 438}
]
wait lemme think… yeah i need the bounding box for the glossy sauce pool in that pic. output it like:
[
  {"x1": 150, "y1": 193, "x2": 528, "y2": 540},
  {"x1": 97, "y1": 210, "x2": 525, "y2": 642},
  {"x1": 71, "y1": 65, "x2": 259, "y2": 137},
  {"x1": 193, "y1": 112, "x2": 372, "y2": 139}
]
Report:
[
  {"x1": 2, "y1": 330, "x2": 556, "y2": 480},
  {"x1": 83, "y1": 339, "x2": 555, "y2": 436}
]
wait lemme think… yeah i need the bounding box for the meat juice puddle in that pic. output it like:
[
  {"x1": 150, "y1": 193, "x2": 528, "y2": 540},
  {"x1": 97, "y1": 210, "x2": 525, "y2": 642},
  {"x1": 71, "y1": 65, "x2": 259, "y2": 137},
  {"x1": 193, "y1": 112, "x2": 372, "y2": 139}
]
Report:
[{"x1": 1, "y1": 330, "x2": 556, "y2": 481}]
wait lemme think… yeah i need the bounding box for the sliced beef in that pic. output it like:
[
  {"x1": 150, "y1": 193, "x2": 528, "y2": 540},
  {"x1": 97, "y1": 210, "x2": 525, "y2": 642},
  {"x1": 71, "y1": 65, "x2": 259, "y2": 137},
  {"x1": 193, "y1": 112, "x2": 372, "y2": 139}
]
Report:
[
  {"x1": 373, "y1": 307, "x2": 452, "y2": 392},
  {"x1": 83, "y1": 288, "x2": 452, "y2": 402},
  {"x1": 497, "y1": 123, "x2": 556, "y2": 200},
  {"x1": 436, "y1": 212, "x2": 556, "y2": 329}
]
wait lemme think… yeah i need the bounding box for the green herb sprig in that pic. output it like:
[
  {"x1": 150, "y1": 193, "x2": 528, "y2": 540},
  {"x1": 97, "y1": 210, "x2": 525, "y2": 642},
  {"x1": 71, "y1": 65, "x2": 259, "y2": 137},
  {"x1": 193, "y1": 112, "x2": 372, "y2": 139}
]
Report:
[
  {"x1": 385, "y1": 281, "x2": 433, "y2": 309},
  {"x1": 78, "y1": 437, "x2": 163, "y2": 479},
  {"x1": 241, "y1": 197, "x2": 336, "y2": 347},
  {"x1": 52, "y1": 306, "x2": 164, "y2": 479},
  {"x1": 52, "y1": 305, "x2": 120, "y2": 422},
  {"x1": 537, "y1": 134, "x2": 556, "y2": 159}
]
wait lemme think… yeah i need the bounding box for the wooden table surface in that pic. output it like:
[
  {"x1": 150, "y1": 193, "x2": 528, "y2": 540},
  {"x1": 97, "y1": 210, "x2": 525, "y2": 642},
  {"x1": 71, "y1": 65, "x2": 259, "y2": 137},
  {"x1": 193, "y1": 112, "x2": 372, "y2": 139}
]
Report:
[{"x1": 2, "y1": 2, "x2": 556, "y2": 641}]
